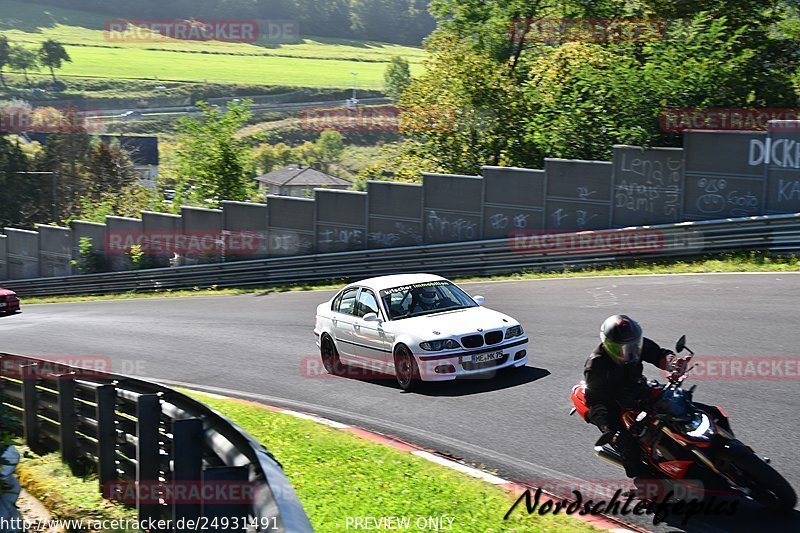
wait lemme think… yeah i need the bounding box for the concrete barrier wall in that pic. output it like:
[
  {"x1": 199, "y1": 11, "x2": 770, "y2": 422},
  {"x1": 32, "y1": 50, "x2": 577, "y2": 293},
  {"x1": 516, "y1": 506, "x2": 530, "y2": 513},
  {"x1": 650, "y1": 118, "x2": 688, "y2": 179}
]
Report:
[
  {"x1": 367, "y1": 181, "x2": 423, "y2": 248},
  {"x1": 683, "y1": 131, "x2": 767, "y2": 220},
  {"x1": 765, "y1": 121, "x2": 800, "y2": 214},
  {"x1": 141, "y1": 211, "x2": 182, "y2": 267},
  {"x1": 314, "y1": 189, "x2": 367, "y2": 253},
  {"x1": 0, "y1": 235, "x2": 7, "y2": 280},
  {"x1": 181, "y1": 206, "x2": 223, "y2": 264},
  {"x1": 4, "y1": 228, "x2": 39, "y2": 279},
  {"x1": 4, "y1": 127, "x2": 800, "y2": 282},
  {"x1": 423, "y1": 173, "x2": 483, "y2": 244},
  {"x1": 611, "y1": 145, "x2": 684, "y2": 227},
  {"x1": 482, "y1": 166, "x2": 546, "y2": 239},
  {"x1": 70, "y1": 221, "x2": 106, "y2": 274},
  {"x1": 267, "y1": 196, "x2": 315, "y2": 257},
  {"x1": 544, "y1": 159, "x2": 613, "y2": 231},
  {"x1": 38, "y1": 225, "x2": 72, "y2": 277},
  {"x1": 221, "y1": 201, "x2": 269, "y2": 260},
  {"x1": 106, "y1": 216, "x2": 142, "y2": 272}
]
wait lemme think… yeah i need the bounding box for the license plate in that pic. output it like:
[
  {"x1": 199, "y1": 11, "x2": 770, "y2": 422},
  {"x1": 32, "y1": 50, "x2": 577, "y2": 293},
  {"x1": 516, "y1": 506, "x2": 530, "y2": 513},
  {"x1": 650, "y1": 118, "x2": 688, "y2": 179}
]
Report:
[
  {"x1": 472, "y1": 351, "x2": 503, "y2": 364},
  {"x1": 0, "y1": 303, "x2": 6, "y2": 308}
]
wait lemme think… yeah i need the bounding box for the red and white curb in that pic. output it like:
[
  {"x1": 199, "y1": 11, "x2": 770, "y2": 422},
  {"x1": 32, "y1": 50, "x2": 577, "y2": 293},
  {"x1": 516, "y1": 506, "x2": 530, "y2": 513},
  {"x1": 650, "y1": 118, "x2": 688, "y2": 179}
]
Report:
[{"x1": 203, "y1": 391, "x2": 644, "y2": 533}]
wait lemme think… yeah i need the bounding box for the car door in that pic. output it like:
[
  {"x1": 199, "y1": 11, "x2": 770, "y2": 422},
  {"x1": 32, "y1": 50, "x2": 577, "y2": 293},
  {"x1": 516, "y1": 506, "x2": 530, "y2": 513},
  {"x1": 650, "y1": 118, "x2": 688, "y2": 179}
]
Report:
[
  {"x1": 352, "y1": 288, "x2": 389, "y2": 370},
  {"x1": 332, "y1": 287, "x2": 359, "y2": 362}
]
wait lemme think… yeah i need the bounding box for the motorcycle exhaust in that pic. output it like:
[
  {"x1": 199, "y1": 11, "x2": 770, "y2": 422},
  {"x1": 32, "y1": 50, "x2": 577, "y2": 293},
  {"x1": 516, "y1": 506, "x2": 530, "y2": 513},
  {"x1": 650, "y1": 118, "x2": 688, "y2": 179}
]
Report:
[{"x1": 594, "y1": 446, "x2": 624, "y2": 468}]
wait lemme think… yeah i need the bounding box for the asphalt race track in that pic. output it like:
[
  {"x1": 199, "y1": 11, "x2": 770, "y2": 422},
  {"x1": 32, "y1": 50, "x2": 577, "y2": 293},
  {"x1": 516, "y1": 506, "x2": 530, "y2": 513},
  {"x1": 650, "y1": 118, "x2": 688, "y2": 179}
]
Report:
[{"x1": 2, "y1": 273, "x2": 799, "y2": 532}]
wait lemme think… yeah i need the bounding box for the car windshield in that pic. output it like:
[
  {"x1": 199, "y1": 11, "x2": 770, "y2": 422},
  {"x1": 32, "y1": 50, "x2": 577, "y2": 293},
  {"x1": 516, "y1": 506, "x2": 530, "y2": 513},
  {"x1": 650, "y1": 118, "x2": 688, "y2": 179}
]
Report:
[{"x1": 379, "y1": 281, "x2": 477, "y2": 320}]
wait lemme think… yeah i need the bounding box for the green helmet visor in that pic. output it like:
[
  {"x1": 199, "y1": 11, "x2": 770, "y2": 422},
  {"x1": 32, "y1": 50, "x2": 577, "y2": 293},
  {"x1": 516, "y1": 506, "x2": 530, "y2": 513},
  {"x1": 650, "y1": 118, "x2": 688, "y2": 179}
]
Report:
[{"x1": 604, "y1": 337, "x2": 643, "y2": 365}]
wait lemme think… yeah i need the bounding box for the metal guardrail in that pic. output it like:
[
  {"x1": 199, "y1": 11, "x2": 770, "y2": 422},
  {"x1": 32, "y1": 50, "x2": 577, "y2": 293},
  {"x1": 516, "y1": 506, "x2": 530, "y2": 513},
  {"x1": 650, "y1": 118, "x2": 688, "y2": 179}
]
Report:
[
  {"x1": 0, "y1": 354, "x2": 313, "y2": 532},
  {"x1": 2, "y1": 213, "x2": 800, "y2": 298}
]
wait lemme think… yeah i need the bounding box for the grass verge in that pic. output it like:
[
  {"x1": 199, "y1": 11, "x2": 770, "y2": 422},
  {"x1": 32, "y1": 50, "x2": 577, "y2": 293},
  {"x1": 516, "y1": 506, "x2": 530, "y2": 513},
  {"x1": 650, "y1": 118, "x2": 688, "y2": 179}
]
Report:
[
  {"x1": 15, "y1": 446, "x2": 142, "y2": 532},
  {"x1": 18, "y1": 253, "x2": 800, "y2": 305},
  {"x1": 12, "y1": 396, "x2": 596, "y2": 532},
  {"x1": 186, "y1": 391, "x2": 597, "y2": 532}
]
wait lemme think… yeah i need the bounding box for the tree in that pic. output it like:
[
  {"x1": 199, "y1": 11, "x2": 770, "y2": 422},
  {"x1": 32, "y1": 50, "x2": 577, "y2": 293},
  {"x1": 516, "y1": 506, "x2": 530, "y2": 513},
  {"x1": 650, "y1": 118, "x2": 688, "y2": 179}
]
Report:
[
  {"x1": 8, "y1": 46, "x2": 38, "y2": 85},
  {"x1": 522, "y1": 42, "x2": 651, "y2": 161},
  {"x1": 293, "y1": 141, "x2": 321, "y2": 166},
  {"x1": 86, "y1": 141, "x2": 138, "y2": 200},
  {"x1": 33, "y1": 130, "x2": 93, "y2": 223},
  {"x1": 174, "y1": 101, "x2": 253, "y2": 206},
  {"x1": 384, "y1": 56, "x2": 412, "y2": 100},
  {"x1": 0, "y1": 35, "x2": 10, "y2": 88},
  {"x1": 398, "y1": 32, "x2": 533, "y2": 174},
  {"x1": 38, "y1": 39, "x2": 72, "y2": 83},
  {"x1": 0, "y1": 134, "x2": 38, "y2": 228},
  {"x1": 255, "y1": 142, "x2": 293, "y2": 173},
  {"x1": 394, "y1": 1, "x2": 799, "y2": 172},
  {"x1": 316, "y1": 130, "x2": 345, "y2": 172}
]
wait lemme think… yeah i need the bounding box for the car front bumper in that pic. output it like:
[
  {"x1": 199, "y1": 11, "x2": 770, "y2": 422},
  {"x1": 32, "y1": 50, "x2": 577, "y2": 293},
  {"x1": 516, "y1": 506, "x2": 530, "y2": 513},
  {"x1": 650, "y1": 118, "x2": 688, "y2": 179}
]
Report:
[
  {"x1": 0, "y1": 299, "x2": 19, "y2": 312},
  {"x1": 414, "y1": 338, "x2": 528, "y2": 381}
]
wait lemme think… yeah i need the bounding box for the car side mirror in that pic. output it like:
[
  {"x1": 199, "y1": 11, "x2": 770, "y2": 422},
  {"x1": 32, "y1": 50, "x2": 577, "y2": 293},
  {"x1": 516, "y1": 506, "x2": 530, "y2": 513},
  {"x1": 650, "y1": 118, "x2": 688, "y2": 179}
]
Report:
[
  {"x1": 362, "y1": 312, "x2": 380, "y2": 322},
  {"x1": 676, "y1": 335, "x2": 686, "y2": 353},
  {"x1": 473, "y1": 295, "x2": 485, "y2": 305}
]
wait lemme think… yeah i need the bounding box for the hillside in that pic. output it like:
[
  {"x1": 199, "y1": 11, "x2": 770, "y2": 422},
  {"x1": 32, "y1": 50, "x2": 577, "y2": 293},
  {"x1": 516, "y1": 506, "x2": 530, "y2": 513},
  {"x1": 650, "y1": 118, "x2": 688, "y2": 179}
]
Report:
[{"x1": 0, "y1": 0, "x2": 425, "y2": 89}]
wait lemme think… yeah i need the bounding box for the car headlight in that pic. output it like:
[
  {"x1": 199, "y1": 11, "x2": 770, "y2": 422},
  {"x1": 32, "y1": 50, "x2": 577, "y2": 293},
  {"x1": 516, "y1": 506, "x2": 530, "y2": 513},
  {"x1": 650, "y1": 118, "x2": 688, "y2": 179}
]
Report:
[
  {"x1": 505, "y1": 325, "x2": 523, "y2": 339},
  {"x1": 419, "y1": 339, "x2": 460, "y2": 351}
]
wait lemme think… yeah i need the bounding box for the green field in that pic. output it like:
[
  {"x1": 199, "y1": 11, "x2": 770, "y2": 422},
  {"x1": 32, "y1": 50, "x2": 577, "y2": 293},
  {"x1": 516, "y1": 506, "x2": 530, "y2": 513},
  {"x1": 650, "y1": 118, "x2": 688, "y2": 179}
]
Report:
[{"x1": 0, "y1": 0, "x2": 425, "y2": 88}]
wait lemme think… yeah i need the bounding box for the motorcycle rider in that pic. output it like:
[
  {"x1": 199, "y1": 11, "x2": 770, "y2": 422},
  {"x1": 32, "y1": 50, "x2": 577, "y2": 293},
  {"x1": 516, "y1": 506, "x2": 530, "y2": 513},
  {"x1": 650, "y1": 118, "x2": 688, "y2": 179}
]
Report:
[{"x1": 584, "y1": 314, "x2": 689, "y2": 478}]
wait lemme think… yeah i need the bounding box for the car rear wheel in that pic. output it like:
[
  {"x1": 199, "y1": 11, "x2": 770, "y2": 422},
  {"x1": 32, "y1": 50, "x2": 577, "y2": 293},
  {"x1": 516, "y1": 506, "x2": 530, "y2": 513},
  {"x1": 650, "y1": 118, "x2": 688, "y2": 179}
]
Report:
[
  {"x1": 321, "y1": 336, "x2": 345, "y2": 376},
  {"x1": 394, "y1": 345, "x2": 421, "y2": 392}
]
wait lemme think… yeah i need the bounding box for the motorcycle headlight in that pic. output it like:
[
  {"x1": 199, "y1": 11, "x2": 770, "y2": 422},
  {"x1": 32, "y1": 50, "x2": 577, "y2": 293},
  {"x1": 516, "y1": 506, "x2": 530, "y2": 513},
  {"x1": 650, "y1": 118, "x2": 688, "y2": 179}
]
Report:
[
  {"x1": 419, "y1": 339, "x2": 460, "y2": 351},
  {"x1": 683, "y1": 413, "x2": 714, "y2": 440},
  {"x1": 504, "y1": 325, "x2": 523, "y2": 339}
]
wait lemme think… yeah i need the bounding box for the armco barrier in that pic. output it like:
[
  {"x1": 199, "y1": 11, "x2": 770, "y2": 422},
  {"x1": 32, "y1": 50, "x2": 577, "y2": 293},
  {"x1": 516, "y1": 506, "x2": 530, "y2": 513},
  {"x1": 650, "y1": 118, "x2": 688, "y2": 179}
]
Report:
[
  {"x1": 0, "y1": 353, "x2": 313, "y2": 532},
  {"x1": 1, "y1": 213, "x2": 799, "y2": 298}
]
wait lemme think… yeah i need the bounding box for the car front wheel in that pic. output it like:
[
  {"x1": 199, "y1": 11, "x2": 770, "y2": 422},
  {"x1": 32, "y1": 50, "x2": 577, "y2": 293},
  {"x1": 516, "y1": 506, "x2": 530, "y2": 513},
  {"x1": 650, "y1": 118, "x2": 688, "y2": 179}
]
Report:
[
  {"x1": 321, "y1": 336, "x2": 345, "y2": 376},
  {"x1": 394, "y1": 345, "x2": 421, "y2": 392}
]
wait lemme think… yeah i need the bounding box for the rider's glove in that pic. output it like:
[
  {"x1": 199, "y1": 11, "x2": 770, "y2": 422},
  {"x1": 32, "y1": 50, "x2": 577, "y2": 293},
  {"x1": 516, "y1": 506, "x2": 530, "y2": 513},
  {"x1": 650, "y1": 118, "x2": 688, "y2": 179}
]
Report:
[{"x1": 667, "y1": 354, "x2": 691, "y2": 375}]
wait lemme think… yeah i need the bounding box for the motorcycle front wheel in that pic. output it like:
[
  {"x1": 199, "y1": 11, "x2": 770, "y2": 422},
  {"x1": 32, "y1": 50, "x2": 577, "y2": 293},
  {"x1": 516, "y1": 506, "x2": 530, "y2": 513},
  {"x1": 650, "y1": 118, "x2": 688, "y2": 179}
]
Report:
[{"x1": 718, "y1": 444, "x2": 797, "y2": 511}]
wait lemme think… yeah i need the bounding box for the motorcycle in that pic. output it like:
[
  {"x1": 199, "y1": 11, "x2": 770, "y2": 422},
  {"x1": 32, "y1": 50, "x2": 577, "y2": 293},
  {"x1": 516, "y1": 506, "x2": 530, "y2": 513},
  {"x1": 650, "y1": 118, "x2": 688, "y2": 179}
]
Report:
[{"x1": 570, "y1": 335, "x2": 797, "y2": 511}]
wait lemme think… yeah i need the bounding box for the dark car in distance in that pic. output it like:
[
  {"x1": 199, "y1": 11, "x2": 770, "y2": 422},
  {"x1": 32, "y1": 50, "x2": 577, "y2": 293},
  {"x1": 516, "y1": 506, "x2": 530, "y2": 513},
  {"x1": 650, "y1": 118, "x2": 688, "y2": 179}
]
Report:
[{"x1": 0, "y1": 288, "x2": 20, "y2": 314}]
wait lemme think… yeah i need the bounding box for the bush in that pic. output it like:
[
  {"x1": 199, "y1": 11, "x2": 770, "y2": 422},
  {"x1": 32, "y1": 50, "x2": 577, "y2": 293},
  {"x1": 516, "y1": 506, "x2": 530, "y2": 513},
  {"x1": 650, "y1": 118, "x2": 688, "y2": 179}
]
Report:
[{"x1": 71, "y1": 237, "x2": 106, "y2": 274}]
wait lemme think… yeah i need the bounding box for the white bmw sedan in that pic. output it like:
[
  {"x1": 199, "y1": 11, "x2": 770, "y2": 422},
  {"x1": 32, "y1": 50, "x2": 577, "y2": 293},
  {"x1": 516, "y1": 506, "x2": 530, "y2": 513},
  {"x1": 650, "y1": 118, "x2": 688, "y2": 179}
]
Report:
[{"x1": 314, "y1": 273, "x2": 528, "y2": 391}]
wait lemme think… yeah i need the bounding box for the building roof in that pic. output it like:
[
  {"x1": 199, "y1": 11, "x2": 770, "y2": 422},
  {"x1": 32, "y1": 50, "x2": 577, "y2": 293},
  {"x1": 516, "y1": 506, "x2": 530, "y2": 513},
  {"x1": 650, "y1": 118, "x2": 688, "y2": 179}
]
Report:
[
  {"x1": 23, "y1": 133, "x2": 159, "y2": 166},
  {"x1": 255, "y1": 165, "x2": 351, "y2": 187}
]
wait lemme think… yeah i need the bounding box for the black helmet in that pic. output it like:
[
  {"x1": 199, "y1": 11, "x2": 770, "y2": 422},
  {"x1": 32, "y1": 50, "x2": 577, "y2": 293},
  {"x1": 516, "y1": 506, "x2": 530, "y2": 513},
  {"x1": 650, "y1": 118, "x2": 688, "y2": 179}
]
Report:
[{"x1": 600, "y1": 315, "x2": 643, "y2": 366}]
